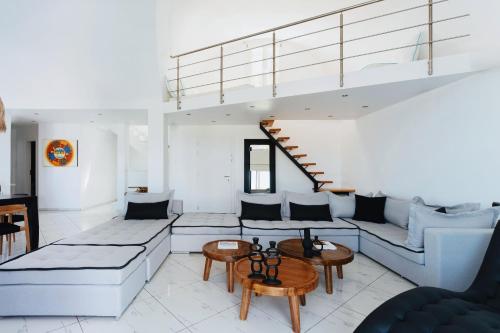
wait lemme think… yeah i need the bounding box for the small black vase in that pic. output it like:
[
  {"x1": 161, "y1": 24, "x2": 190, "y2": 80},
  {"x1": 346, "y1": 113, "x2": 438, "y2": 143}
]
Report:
[
  {"x1": 302, "y1": 228, "x2": 314, "y2": 258},
  {"x1": 247, "y1": 237, "x2": 266, "y2": 279},
  {"x1": 262, "y1": 241, "x2": 282, "y2": 285}
]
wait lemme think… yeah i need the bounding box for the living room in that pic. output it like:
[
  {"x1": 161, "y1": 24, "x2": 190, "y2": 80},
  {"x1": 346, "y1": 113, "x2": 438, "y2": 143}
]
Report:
[{"x1": 0, "y1": 0, "x2": 499, "y2": 332}]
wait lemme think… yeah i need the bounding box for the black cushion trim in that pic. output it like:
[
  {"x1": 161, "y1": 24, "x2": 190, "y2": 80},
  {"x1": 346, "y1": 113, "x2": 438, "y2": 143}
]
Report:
[
  {"x1": 57, "y1": 214, "x2": 180, "y2": 247},
  {"x1": 339, "y1": 218, "x2": 424, "y2": 254},
  {"x1": 0, "y1": 244, "x2": 146, "y2": 271}
]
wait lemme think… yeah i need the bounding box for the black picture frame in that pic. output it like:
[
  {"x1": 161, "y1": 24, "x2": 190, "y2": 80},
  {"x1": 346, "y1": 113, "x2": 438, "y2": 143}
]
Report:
[{"x1": 244, "y1": 139, "x2": 276, "y2": 194}]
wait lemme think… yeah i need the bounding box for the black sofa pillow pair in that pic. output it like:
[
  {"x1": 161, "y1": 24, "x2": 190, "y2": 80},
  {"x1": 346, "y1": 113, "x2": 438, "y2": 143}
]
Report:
[
  {"x1": 125, "y1": 200, "x2": 169, "y2": 220},
  {"x1": 240, "y1": 200, "x2": 332, "y2": 221},
  {"x1": 353, "y1": 195, "x2": 387, "y2": 223}
]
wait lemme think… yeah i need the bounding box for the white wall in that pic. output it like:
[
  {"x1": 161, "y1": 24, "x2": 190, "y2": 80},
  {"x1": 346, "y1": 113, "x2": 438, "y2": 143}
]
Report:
[
  {"x1": 341, "y1": 68, "x2": 500, "y2": 208},
  {"x1": 0, "y1": 113, "x2": 12, "y2": 195},
  {"x1": 80, "y1": 126, "x2": 117, "y2": 209},
  {"x1": 128, "y1": 125, "x2": 149, "y2": 187},
  {"x1": 168, "y1": 120, "x2": 342, "y2": 212},
  {"x1": 10, "y1": 124, "x2": 37, "y2": 195}
]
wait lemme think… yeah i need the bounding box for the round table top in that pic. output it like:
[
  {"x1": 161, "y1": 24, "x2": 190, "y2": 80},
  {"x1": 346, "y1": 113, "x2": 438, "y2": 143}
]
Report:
[
  {"x1": 234, "y1": 256, "x2": 319, "y2": 297},
  {"x1": 277, "y1": 239, "x2": 354, "y2": 267},
  {"x1": 202, "y1": 240, "x2": 252, "y2": 263}
]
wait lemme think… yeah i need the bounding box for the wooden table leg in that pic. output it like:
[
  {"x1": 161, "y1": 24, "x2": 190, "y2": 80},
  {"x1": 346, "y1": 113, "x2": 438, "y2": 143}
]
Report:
[
  {"x1": 325, "y1": 265, "x2": 333, "y2": 294},
  {"x1": 203, "y1": 257, "x2": 212, "y2": 281},
  {"x1": 299, "y1": 295, "x2": 306, "y2": 306},
  {"x1": 226, "y1": 262, "x2": 229, "y2": 272},
  {"x1": 288, "y1": 295, "x2": 301, "y2": 333},
  {"x1": 240, "y1": 287, "x2": 252, "y2": 320},
  {"x1": 227, "y1": 262, "x2": 235, "y2": 293},
  {"x1": 336, "y1": 265, "x2": 344, "y2": 279}
]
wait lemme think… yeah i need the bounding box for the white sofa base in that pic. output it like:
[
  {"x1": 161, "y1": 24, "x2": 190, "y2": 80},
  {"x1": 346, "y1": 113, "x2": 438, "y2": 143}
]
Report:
[
  {"x1": 146, "y1": 234, "x2": 171, "y2": 280},
  {"x1": 171, "y1": 234, "x2": 242, "y2": 253},
  {"x1": 0, "y1": 260, "x2": 147, "y2": 317}
]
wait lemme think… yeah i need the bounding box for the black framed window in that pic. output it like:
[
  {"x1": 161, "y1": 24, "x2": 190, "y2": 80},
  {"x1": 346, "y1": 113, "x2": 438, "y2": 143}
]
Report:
[{"x1": 244, "y1": 139, "x2": 276, "y2": 193}]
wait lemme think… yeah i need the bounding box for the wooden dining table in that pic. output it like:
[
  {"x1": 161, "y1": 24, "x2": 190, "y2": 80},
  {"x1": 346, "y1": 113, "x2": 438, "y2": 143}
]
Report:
[{"x1": 0, "y1": 195, "x2": 39, "y2": 250}]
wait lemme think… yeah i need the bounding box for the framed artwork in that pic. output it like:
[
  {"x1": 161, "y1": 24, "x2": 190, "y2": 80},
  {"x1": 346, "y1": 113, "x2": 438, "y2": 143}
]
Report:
[{"x1": 44, "y1": 139, "x2": 78, "y2": 167}]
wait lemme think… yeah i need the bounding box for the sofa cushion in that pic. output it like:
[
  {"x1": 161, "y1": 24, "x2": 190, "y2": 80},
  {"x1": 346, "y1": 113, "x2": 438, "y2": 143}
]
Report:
[
  {"x1": 414, "y1": 197, "x2": 481, "y2": 214},
  {"x1": 290, "y1": 203, "x2": 332, "y2": 221},
  {"x1": 343, "y1": 218, "x2": 425, "y2": 265},
  {"x1": 171, "y1": 213, "x2": 241, "y2": 235},
  {"x1": 125, "y1": 190, "x2": 175, "y2": 216},
  {"x1": 236, "y1": 191, "x2": 282, "y2": 217},
  {"x1": 241, "y1": 218, "x2": 359, "y2": 237},
  {"x1": 375, "y1": 191, "x2": 415, "y2": 229},
  {"x1": 0, "y1": 244, "x2": 146, "y2": 285},
  {"x1": 353, "y1": 195, "x2": 387, "y2": 223},
  {"x1": 241, "y1": 201, "x2": 282, "y2": 221},
  {"x1": 282, "y1": 191, "x2": 330, "y2": 218},
  {"x1": 125, "y1": 200, "x2": 169, "y2": 220},
  {"x1": 406, "y1": 204, "x2": 498, "y2": 248}
]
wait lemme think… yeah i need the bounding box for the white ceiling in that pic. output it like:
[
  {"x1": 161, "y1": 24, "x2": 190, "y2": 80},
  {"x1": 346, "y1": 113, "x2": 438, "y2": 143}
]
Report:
[{"x1": 166, "y1": 72, "x2": 470, "y2": 125}]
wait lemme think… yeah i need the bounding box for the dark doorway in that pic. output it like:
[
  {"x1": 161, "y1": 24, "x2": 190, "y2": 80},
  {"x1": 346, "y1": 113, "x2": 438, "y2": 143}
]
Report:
[
  {"x1": 244, "y1": 139, "x2": 276, "y2": 194},
  {"x1": 29, "y1": 141, "x2": 36, "y2": 197}
]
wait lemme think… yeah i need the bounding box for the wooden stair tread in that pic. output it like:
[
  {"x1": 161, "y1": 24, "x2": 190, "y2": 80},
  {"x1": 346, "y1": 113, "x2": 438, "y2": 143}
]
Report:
[
  {"x1": 277, "y1": 137, "x2": 290, "y2": 142},
  {"x1": 261, "y1": 119, "x2": 275, "y2": 127},
  {"x1": 309, "y1": 171, "x2": 325, "y2": 175},
  {"x1": 292, "y1": 154, "x2": 307, "y2": 158},
  {"x1": 301, "y1": 163, "x2": 316, "y2": 167},
  {"x1": 268, "y1": 128, "x2": 281, "y2": 134},
  {"x1": 284, "y1": 146, "x2": 299, "y2": 150},
  {"x1": 320, "y1": 188, "x2": 356, "y2": 194},
  {"x1": 317, "y1": 180, "x2": 333, "y2": 184}
]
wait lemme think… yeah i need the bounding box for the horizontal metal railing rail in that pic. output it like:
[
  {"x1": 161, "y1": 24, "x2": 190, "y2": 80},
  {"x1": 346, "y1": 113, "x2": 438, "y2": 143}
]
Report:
[{"x1": 169, "y1": 0, "x2": 469, "y2": 110}]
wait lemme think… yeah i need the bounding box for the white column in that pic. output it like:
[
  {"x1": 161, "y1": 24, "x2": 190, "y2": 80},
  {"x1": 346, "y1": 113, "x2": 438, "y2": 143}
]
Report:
[
  {"x1": 0, "y1": 112, "x2": 11, "y2": 195},
  {"x1": 147, "y1": 107, "x2": 164, "y2": 193}
]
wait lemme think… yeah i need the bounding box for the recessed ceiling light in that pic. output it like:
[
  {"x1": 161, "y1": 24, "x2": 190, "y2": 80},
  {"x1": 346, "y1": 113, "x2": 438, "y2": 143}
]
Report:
[
  {"x1": 268, "y1": 115, "x2": 275, "y2": 118},
  {"x1": 304, "y1": 107, "x2": 311, "y2": 111},
  {"x1": 328, "y1": 115, "x2": 334, "y2": 118},
  {"x1": 211, "y1": 120, "x2": 216, "y2": 123},
  {"x1": 225, "y1": 114, "x2": 231, "y2": 116},
  {"x1": 97, "y1": 113, "x2": 103, "y2": 116},
  {"x1": 90, "y1": 121, "x2": 95, "y2": 123},
  {"x1": 34, "y1": 113, "x2": 39, "y2": 115},
  {"x1": 362, "y1": 105, "x2": 369, "y2": 108},
  {"x1": 31, "y1": 120, "x2": 36, "y2": 123},
  {"x1": 185, "y1": 113, "x2": 191, "y2": 116},
  {"x1": 342, "y1": 94, "x2": 349, "y2": 98},
  {"x1": 249, "y1": 105, "x2": 255, "y2": 108}
]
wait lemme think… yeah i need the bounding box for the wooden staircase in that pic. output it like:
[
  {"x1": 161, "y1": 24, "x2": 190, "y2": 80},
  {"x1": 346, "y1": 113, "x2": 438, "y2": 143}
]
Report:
[{"x1": 260, "y1": 119, "x2": 336, "y2": 192}]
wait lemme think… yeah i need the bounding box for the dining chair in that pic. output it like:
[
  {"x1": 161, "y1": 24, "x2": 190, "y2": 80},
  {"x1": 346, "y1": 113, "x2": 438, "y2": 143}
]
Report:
[{"x1": 0, "y1": 204, "x2": 31, "y2": 256}]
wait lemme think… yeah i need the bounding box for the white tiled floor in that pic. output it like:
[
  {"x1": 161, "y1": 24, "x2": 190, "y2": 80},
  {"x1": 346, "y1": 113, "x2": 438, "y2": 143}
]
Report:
[{"x1": 0, "y1": 205, "x2": 416, "y2": 332}]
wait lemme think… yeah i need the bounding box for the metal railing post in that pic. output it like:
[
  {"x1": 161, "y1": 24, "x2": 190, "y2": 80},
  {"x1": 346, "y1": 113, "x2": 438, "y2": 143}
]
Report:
[
  {"x1": 272, "y1": 31, "x2": 277, "y2": 97},
  {"x1": 176, "y1": 57, "x2": 181, "y2": 110},
  {"x1": 428, "y1": 0, "x2": 433, "y2": 75},
  {"x1": 220, "y1": 46, "x2": 224, "y2": 104},
  {"x1": 340, "y1": 12, "x2": 344, "y2": 87}
]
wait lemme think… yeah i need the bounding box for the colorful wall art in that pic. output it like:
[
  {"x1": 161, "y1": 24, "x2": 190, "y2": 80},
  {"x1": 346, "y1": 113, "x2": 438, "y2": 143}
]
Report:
[{"x1": 44, "y1": 139, "x2": 78, "y2": 167}]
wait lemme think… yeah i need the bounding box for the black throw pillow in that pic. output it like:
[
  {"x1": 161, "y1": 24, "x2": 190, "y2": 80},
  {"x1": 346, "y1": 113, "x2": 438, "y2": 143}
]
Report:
[
  {"x1": 290, "y1": 202, "x2": 332, "y2": 221},
  {"x1": 435, "y1": 207, "x2": 447, "y2": 213},
  {"x1": 353, "y1": 195, "x2": 386, "y2": 223},
  {"x1": 125, "y1": 200, "x2": 169, "y2": 220},
  {"x1": 240, "y1": 201, "x2": 282, "y2": 221}
]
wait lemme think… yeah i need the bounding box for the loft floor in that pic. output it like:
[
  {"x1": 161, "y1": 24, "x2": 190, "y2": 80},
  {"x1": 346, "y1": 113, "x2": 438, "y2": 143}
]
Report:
[{"x1": 0, "y1": 205, "x2": 415, "y2": 333}]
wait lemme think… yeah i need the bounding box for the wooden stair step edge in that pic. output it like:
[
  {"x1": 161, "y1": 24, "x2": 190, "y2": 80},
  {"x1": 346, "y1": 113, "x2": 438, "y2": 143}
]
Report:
[
  {"x1": 260, "y1": 119, "x2": 275, "y2": 127},
  {"x1": 292, "y1": 154, "x2": 307, "y2": 158},
  {"x1": 309, "y1": 171, "x2": 325, "y2": 175},
  {"x1": 277, "y1": 137, "x2": 290, "y2": 142},
  {"x1": 301, "y1": 162, "x2": 316, "y2": 167},
  {"x1": 320, "y1": 188, "x2": 356, "y2": 194},
  {"x1": 284, "y1": 146, "x2": 299, "y2": 150},
  {"x1": 317, "y1": 180, "x2": 333, "y2": 184},
  {"x1": 268, "y1": 128, "x2": 281, "y2": 134}
]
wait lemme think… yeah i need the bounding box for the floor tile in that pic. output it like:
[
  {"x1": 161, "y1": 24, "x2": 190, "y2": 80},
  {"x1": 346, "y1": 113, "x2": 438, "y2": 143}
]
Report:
[
  {"x1": 369, "y1": 271, "x2": 416, "y2": 296},
  {"x1": 343, "y1": 285, "x2": 396, "y2": 316},
  {"x1": 308, "y1": 307, "x2": 365, "y2": 333},
  {"x1": 25, "y1": 317, "x2": 78, "y2": 333},
  {"x1": 49, "y1": 322, "x2": 83, "y2": 333}
]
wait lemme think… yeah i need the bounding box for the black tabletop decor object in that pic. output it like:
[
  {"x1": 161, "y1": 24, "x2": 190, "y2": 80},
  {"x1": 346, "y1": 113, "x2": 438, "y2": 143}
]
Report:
[
  {"x1": 312, "y1": 235, "x2": 324, "y2": 256},
  {"x1": 247, "y1": 237, "x2": 266, "y2": 279},
  {"x1": 302, "y1": 228, "x2": 315, "y2": 258},
  {"x1": 263, "y1": 241, "x2": 282, "y2": 285}
]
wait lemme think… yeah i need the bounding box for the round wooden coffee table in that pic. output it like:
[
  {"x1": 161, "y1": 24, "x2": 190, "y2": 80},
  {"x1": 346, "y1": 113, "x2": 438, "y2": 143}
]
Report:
[
  {"x1": 202, "y1": 240, "x2": 252, "y2": 293},
  {"x1": 277, "y1": 239, "x2": 354, "y2": 294},
  {"x1": 235, "y1": 257, "x2": 319, "y2": 333}
]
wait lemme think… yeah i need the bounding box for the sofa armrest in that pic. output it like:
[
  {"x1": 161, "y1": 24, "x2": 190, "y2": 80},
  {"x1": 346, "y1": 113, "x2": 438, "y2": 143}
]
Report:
[
  {"x1": 172, "y1": 200, "x2": 183, "y2": 215},
  {"x1": 424, "y1": 228, "x2": 493, "y2": 291}
]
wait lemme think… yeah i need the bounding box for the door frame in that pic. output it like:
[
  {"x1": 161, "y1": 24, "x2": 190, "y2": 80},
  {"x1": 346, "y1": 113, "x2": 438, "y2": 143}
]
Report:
[{"x1": 244, "y1": 139, "x2": 276, "y2": 193}]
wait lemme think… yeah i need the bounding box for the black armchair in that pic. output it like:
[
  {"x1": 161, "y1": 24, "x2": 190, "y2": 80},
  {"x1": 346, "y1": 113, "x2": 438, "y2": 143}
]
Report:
[{"x1": 355, "y1": 222, "x2": 500, "y2": 333}]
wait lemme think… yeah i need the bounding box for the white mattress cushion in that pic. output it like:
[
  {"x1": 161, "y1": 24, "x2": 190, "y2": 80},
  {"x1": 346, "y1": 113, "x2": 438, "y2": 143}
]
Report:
[
  {"x1": 0, "y1": 245, "x2": 146, "y2": 285},
  {"x1": 172, "y1": 213, "x2": 241, "y2": 235},
  {"x1": 56, "y1": 215, "x2": 178, "y2": 254},
  {"x1": 241, "y1": 218, "x2": 359, "y2": 237},
  {"x1": 282, "y1": 191, "x2": 330, "y2": 218},
  {"x1": 124, "y1": 190, "x2": 175, "y2": 215},
  {"x1": 343, "y1": 218, "x2": 425, "y2": 265},
  {"x1": 236, "y1": 191, "x2": 283, "y2": 217}
]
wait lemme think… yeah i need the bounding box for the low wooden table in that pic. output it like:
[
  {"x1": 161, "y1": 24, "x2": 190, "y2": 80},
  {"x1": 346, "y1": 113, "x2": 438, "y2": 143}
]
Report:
[
  {"x1": 235, "y1": 257, "x2": 318, "y2": 333},
  {"x1": 202, "y1": 240, "x2": 252, "y2": 293},
  {"x1": 278, "y1": 239, "x2": 354, "y2": 294}
]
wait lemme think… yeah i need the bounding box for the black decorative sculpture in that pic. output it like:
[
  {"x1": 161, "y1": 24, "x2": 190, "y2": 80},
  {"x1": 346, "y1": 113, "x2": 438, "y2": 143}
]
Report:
[
  {"x1": 312, "y1": 235, "x2": 323, "y2": 256},
  {"x1": 247, "y1": 237, "x2": 266, "y2": 279},
  {"x1": 263, "y1": 241, "x2": 282, "y2": 285},
  {"x1": 302, "y1": 228, "x2": 322, "y2": 258}
]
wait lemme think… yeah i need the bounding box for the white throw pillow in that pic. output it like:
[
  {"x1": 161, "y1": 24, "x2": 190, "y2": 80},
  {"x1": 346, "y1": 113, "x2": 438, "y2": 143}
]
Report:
[
  {"x1": 375, "y1": 191, "x2": 416, "y2": 229},
  {"x1": 413, "y1": 197, "x2": 480, "y2": 213},
  {"x1": 125, "y1": 190, "x2": 175, "y2": 216},
  {"x1": 406, "y1": 204, "x2": 498, "y2": 248},
  {"x1": 282, "y1": 191, "x2": 330, "y2": 218},
  {"x1": 236, "y1": 191, "x2": 283, "y2": 217}
]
